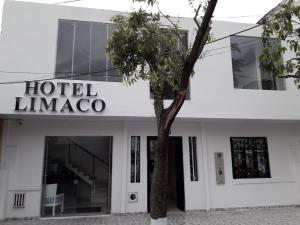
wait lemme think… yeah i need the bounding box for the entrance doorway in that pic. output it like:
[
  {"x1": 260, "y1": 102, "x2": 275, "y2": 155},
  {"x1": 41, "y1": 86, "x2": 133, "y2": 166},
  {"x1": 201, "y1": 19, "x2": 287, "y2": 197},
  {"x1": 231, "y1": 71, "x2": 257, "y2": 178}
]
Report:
[
  {"x1": 147, "y1": 136, "x2": 185, "y2": 212},
  {"x1": 41, "y1": 136, "x2": 112, "y2": 217}
]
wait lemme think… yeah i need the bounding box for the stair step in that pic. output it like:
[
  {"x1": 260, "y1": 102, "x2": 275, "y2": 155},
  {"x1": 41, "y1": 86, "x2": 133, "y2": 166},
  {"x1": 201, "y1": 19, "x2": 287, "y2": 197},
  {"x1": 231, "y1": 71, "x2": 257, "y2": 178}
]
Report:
[
  {"x1": 91, "y1": 198, "x2": 107, "y2": 203},
  {"x1": 94, "y1": 191, "x2": 107, "y2": 195},
  {"x1": 65, "y1": 163, "x2": 93, "y2": 186}
]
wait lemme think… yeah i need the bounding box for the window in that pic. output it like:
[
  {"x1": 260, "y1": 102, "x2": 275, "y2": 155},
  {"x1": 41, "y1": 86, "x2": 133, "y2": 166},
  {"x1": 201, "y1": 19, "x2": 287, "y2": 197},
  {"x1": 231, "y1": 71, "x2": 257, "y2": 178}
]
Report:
[
  {"x1": 0, "y1": 119, "x2": 3, "y2": 163},
  {"x1": 189, "y1": 137, "x2": 199, "y2": 181},
  {"x1": 230, "y1": 137, "x2": 271, "y2": 179},
  {"x1": 42, "y1": 136, "x2": 112, "y2": 216},
  {"x1": 55, "y1": 20, "x2": 121, "y2": 82},
  {"x1": 130, "y1": 136, "x2": 140, "y2": 183},
  {"x1": 150, "y1": 82, "x2": 191, "y2": 100},
  {"x1": 150, "y1": 31, "x2": 190, "y2": 100},
  {"x1": 230, "y1": 35, "x2": 285, "y2": 90}
]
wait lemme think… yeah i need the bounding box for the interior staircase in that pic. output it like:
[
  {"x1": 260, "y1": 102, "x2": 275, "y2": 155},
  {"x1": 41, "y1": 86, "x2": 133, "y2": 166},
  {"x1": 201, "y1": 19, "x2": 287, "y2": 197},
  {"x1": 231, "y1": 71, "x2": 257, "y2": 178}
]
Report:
[
  {"x1": 65, "y1": 162, "x2": 93, "y2": 186},
  {"x1": 63, "y1": 139, "x2": 109, "y2": 205}
]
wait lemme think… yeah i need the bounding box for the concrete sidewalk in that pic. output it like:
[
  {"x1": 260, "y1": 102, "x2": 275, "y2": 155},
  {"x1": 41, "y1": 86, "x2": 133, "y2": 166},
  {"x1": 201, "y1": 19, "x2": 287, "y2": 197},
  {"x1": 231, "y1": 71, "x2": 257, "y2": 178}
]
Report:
[{"x1": 1, "y1": 207, "x2": 300, "y2": 225}]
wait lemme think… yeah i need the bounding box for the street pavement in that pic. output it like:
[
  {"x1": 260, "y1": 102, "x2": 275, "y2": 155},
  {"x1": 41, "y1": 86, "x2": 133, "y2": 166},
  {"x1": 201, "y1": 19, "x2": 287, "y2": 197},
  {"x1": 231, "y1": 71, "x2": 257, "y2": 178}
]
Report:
[{"x1": 1, "y1": 207, "x2": 300, "y2": 225}]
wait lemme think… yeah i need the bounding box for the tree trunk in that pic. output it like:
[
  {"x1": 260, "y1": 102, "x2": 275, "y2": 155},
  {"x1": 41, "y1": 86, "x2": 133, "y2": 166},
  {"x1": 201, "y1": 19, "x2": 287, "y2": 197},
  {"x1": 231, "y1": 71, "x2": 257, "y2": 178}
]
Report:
[
  {"x1": 149, "y1": 2, "x2": 219, "y2": 224},
  {"x1": 150, "y1": 123, "x2": 170, "y2": 224}
]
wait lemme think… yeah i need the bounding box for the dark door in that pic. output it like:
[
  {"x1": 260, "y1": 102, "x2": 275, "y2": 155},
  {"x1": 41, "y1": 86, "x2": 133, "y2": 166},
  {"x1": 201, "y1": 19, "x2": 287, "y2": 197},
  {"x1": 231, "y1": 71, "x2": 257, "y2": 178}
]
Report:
[
  {"x1": 147, "y1": 136, "x2": 185, "y2": 212},
  {"x1": 172, "y1": 137, "x2": 185, "y2": 211}
]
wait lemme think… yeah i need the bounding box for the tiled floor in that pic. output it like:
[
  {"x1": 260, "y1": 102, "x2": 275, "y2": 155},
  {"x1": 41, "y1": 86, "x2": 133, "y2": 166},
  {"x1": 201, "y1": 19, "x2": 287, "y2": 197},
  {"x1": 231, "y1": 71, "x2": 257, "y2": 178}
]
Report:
[{"x1": 2, "y1": 207, "x2": 300, "y2": 225}]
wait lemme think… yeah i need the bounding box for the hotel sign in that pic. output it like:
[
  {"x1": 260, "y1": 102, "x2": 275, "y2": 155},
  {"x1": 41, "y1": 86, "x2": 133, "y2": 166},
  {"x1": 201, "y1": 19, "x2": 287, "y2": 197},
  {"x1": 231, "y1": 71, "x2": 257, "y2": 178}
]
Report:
[{"x1": 14, "y1": 81, "x2": 106, "y2": 113}]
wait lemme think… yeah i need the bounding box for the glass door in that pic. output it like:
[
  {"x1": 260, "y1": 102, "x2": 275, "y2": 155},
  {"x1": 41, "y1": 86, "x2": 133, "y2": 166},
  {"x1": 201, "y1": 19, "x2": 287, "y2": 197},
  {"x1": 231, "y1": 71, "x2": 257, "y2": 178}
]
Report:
[{"x1": 41, "y1": 136, "x2": 112, "y2": 217}]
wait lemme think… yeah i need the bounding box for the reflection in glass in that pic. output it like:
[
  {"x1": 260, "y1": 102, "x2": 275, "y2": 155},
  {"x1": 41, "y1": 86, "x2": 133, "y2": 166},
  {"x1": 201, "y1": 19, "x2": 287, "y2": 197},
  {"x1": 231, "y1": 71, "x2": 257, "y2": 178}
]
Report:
[
  {"x1": 73, "y1": 21, "x2": 91, "y2": 80},
  {"x1": 42, "y1": 136, "x2": 112, "y2": 217},
  {"x1": 90, "y1": 22, "x2": 107, "y2": 81},
  {"x1": 130, "y1": 136, "x2": 140, "y2": 183},
  {"x1": 107, "y1": 24, "x2": 122, "y2": 82},
  {"x1": 189, "y1": 137, "x2": 199, "y2": 181},
  {"x1": 230, "y1": 137, "x2": 271, "y2": 179},
  {"x1": 55, "y1": 20, "x2": 74, "y2": 78},
  {"x1": 55, "y1": 20, "x2": 122, "y2": 82},
  {"x1": 230, "y1": 35, "x2": 285, "y2": 90}
]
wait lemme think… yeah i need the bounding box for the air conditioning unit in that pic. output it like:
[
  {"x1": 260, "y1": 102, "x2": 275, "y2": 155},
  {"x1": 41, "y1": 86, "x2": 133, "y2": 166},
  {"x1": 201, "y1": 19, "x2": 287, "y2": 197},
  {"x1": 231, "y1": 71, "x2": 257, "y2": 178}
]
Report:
[{"x1": 128, "y1": 192, "x2": 138, "y2": 203}]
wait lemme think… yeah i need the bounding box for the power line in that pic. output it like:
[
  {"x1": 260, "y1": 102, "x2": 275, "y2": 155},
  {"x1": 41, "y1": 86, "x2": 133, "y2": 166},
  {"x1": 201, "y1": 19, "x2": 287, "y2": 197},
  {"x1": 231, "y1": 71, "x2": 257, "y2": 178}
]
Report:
[
  {"x1": 215, "y1": 14, "x2": 264, "y2": 19},
  {"x1": 0, "y1": 68, "x2": 119, "y2": 85},
  {"x1": 208, "y1": 23, "x2": 262, "y2": 44},
  {"x1": 0, "y1": 19, "x2": 296, "y2": 85},
  {"x1": 202, "y1": 38, "x2": 259, "y2": 54},
  {"x1": 203, "y1": 41, "x2": 262, "y2": 58}
]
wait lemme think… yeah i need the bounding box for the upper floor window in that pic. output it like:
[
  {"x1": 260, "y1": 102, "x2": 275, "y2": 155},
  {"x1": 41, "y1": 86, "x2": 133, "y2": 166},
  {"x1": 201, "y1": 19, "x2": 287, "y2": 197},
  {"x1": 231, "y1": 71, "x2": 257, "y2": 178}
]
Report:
[
  {"x1": 230, "y1": 35, "x2": 285, "y2": 90},
  {"x1": 150, "y1": 31, "x2": 190, "y2": 100},
  {"x1": 55, "y1": 20, "x2": 121, "y2": 82}
]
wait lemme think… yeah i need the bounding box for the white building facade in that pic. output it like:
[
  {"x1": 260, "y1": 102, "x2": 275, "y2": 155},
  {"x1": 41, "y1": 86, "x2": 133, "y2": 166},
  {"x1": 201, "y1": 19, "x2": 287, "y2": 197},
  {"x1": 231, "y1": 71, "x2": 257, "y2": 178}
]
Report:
[{"x1": 1, "y1": 0, "x2": 300, "y2": 220}]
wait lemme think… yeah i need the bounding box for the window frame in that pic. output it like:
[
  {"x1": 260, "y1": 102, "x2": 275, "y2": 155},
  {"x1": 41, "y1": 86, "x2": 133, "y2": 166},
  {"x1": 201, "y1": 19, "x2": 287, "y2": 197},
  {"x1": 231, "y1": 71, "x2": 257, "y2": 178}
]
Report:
[
  {"x1": 149, "y1": 30, "x2": 190, "y2": 100},
  {"x1": 230, "y1": 35, "x2": 285, "y2": 91},
  {"x1": 54, "y1": 19, "x2": 121, "y2": 82},
  {"x1": 130, "y1": 136, "x2": 141, "y2": 183},
  {"x1": 188, "y1": 136, "x2": 199, "y2": 182},
  {"x1": 230, "y1": 136, "x2": 271, "y2": 179}
]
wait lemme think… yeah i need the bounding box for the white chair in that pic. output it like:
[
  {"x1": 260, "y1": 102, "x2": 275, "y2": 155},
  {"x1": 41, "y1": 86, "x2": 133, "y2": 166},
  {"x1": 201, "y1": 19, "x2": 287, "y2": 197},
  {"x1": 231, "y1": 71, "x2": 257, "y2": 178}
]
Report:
[{"x1": 43, "y1": 183, "x2": 64, "y2": 216}]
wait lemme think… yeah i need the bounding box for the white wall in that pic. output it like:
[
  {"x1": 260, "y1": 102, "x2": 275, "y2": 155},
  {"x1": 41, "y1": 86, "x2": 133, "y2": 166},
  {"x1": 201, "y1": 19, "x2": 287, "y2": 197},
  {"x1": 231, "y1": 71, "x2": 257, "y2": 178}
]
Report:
[
  {"x1": 125, "y1": 121, "x2": 300, "y2": 212},
  {"x1": 0, "y1": 1, "x2": 299, "y2": 121},
  {"x1": 0, "y1": 119, "x2": 128, "y2": 218},
  {"x1": 1, "y1": 0, "x2": 300, "y2": 219},
  {"x1": 203, "y1": 121, "x2": 300, "y2": 208},
  {"x1": 1, "y1": 119, "x2": 300, "y2": 218},
  {"x1": 125, "y1": 122, "x2": 206, "y2": 212}
]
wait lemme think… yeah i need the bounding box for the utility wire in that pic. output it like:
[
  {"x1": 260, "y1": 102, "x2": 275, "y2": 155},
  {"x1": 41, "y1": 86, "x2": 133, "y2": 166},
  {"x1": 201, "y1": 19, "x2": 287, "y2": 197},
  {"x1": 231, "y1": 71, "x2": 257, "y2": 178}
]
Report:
[
  {"x1": 215, "y1": 14, "x2": 264, "y2": 19},
  {"x1": 0, "y1": 68, "x2": 119, "y2": 85},
  {"x1": 0, "y1": 19, "x2": 297, "y2": 85},
  {"x1": 203, "y1": 41, "x2": 262, "y2": 58},
  {"x1": 202, "y1": 38, "x2": 260, "y2": 54},
  {"x1": 207, "y1": 23, "x2": 262, "y2": 44}
]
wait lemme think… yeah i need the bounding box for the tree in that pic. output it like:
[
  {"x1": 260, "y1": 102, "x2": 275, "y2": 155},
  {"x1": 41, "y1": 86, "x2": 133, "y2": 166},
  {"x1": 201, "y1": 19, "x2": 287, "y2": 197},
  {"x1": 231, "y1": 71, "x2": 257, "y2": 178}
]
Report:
[
  {"x1": 260, "y1": 0, "x2": 300, "y2": 86},
  {"x1": 107, "y1": 0, "x2": 218, "y2": 224}
]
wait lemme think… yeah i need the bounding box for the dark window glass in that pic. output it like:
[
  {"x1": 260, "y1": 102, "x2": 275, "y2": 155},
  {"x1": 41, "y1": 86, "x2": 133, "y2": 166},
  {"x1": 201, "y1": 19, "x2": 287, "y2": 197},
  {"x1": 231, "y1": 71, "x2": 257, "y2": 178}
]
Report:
[
  {"x1": 90, "y1": 22, "x2": 107, "y2": 81},
  {"x1": 230, "y1": 35, "x2": 285, "y2": 90},
  {"x1": 107, "y1": 24, "x2": 122, "y2": 82},
  {"x1": 178, "y1": 31, "x2": 188, "y2": 51},
  {"x1": 55, "y1": 20, "x2": 121, "y2": 82},
  {"x1": 73, "y1": 21, "x2": 91, "y2": 80},
  {"x1": 55, "y1": 20, "x2": 74, "y2": 78},
  {"x1": 130, "y1": 136, "x2": 140, "y2": 183},
  {"x1": 150, "y1": 30, "x2": 190, "y2": 100},
  {"x1": 150, "y1": 82, "x2": 191, "y2": 100},
  {"x1": 230, "y1": 137, "x2": 271, "y2": 179},
  {"x1": 189, "y1": 137, "x2": 199, "y2": 181},
  {"x1": 42, "y1": 136, "x2": 113, "y2": 216}
]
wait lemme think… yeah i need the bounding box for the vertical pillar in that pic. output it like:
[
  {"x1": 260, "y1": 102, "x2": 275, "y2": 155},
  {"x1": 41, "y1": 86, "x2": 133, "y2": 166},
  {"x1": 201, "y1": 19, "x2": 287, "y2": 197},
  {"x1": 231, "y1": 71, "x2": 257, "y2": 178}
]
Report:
[
  {"x1": 0, "y1": 119, "x2": 8, "y2": 220},
  {"x1": 0, "y1": 119, "x2": 3, "y2": 163},
  {"x1": 120, "y1": 121, "x2": 128, "y2": 213},
  {"x1": 200, "y1": 123, "x2": 211, "y2": 211}
]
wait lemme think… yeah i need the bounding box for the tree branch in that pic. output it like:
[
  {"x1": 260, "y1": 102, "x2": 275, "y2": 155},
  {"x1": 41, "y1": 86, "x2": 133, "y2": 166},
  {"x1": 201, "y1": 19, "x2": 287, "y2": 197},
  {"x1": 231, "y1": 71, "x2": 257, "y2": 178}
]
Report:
[
  {"x1": 182, "y1": 0, "x2": 217, "y2": 82},
  {"x1": 156, "y1": 3, "x2": 177, "y2": 28},
  {"x1": 194, "y1": 3, "x2": 202, "y2": 29},
  {"x1": 163, "y1": 0, "x2": 218, "y2": 130},
  {"x1": 286, "y1": 57, "x2": 299, "y2": 63},
  {"x1": 278, "y1": 74, "x2": 300, "y2": 78}
]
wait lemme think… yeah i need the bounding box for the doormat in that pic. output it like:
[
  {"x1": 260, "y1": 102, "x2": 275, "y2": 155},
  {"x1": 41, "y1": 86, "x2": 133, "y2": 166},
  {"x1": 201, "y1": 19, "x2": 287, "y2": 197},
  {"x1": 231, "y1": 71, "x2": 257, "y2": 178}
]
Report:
[{"x1": 76, "y1": 207, "x2": 101, "y2": 213}]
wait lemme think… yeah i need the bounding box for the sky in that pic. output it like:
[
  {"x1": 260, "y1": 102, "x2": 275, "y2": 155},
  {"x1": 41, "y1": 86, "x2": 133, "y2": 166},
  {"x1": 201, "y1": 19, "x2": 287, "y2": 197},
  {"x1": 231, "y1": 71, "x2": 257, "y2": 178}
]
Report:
[{"x1": 0, "y1": 0, "x2": 284, "y2": 26}]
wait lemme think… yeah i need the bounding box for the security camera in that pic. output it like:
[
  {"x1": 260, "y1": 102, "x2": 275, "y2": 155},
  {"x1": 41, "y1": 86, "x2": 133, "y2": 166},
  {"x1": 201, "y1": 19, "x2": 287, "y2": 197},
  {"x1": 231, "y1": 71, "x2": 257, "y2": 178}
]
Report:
[{"x1": 16, "y1": 119, "x2": 23, "y2": 126}]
